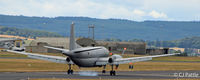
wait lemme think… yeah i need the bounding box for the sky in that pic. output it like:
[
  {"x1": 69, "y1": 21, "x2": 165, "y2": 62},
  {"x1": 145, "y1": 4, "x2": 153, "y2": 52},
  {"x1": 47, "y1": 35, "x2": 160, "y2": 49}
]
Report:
[{"x1": 0, "y1": 0, "x2": 200, "y2": 21}]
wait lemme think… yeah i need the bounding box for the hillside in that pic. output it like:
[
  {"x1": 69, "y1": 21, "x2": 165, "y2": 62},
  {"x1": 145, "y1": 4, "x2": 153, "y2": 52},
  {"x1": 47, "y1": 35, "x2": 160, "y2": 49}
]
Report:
[
  {"x1": 0, "y1": 14, "x2": 200, "y2": 40},
  {"x1": 0, "y1": 26, "x2": 61, "y2": 38}
]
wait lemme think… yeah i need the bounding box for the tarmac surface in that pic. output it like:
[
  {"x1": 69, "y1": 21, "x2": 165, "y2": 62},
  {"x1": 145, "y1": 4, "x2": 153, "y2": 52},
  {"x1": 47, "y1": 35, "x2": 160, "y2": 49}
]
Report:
[
  {"x1": 1, "y1": 57, "x2": 200, "y2": 80},
  {"x1": 0, "y1": 71, "x2": 200, "y2": 80}
]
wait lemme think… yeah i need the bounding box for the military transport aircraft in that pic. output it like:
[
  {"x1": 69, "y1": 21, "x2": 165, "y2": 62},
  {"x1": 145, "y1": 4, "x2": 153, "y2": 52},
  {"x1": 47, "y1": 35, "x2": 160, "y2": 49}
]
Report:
[{"x1": 7, "y1": 22, "x2": 179, "y2": 76}]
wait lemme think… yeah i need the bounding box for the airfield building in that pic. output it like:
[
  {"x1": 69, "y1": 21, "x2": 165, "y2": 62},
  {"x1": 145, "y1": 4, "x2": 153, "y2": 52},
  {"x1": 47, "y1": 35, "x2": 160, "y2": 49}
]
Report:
[
  {"x1": 0, "y1": 38, "x2": 23, "y2": 49},
  {"x1": 146, "y1": 48, "x2": 169, "y2": 55},
  {"x1": 26, "y1": 37, "x2": 147, "y2": 54},
  {"x1": 76, "y1": 38, "x2": 147, "y2": 54},
  {"x1": 96, "y1": 41, "x2": 146, "y2": 54},
  {"x1": 25, "y1": 37, "x2": 69, "y2": 53}
]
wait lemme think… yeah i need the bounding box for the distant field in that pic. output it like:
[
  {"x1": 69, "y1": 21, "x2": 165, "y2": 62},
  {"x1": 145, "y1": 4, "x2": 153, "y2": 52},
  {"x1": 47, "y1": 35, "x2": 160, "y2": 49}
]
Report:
[
  {"x1": 0, "y1": 51, "x2": 27, "y2": 57},
  {"x1": 0, "y1": 50, "x2": 64, "y2": 57},
  {"x1": 0, "y1": 59, "x2": 67, "y2": 72},
  {"x1": 0, "y1": 58, "x2": 200, "y2": 72},
  {"x1": 152, "y1": 56, "x2": 200, "y2": 62},
  {"x1": 116, "y1": 53, "x2": 200, "y2": 62}
]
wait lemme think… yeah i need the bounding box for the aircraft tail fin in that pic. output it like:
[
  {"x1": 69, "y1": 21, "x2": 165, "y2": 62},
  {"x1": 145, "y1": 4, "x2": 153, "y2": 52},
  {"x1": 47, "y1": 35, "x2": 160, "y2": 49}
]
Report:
[{"x1": 69, "y1": 22, "x2": 81, "y2": 51}]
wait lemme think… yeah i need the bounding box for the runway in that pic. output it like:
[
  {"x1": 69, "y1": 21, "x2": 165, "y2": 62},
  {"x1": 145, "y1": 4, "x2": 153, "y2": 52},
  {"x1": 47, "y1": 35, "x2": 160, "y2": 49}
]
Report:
[{"x1": 0, "y1": 71, "x2": 200, "y2": 80}]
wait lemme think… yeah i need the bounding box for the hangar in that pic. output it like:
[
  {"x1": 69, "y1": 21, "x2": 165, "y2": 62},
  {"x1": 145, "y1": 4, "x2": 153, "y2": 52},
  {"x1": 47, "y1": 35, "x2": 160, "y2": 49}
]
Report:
[
  {"x1": 0, "y1": 38, "x2": 24, "y2": 49},
  {"x1": 96, "y1": 41, "x2": 146, "y2": 54},
  {"x1": 25, "y1": 37, "x2": 69, "y2": 53},
  {"x1": 77, "y1": 38, "x2": 147, "y2": 54}
]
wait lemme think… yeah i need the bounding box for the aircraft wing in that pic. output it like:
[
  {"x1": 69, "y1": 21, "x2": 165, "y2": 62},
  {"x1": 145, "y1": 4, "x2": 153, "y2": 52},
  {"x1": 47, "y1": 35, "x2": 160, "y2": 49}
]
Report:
[
  {"x1": 96, "y1": 53, "x2": 180, "y2": 65},
  {"x1": 7, "y1": 50, "x2": 73, "y2": 64},
  {"x1": 44, "y1": 46, "x2": 69, "y2": 52}
]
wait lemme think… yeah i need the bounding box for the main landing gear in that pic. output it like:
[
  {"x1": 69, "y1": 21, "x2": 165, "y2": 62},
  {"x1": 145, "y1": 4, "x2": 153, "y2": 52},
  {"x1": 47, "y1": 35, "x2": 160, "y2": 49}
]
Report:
[
  {"x1": 110, "y1": 65, "x2": 116, "y2": 76},
  {"x1": 102, "y1": 65, "x2": 117, "y2": 76},
  {"x1": 67, "y1": 64, "x2": 73, "y2": 74}
]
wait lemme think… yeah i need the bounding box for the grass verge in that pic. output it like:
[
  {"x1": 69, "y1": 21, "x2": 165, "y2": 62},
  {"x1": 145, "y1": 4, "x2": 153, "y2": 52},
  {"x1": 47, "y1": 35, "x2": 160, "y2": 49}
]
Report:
[
  {"x1": 152, "y1": 56, "x2": 200, "y2": 62},
  {"x1": 0, "y1": 58, "x2": 200, "y2": 72}
]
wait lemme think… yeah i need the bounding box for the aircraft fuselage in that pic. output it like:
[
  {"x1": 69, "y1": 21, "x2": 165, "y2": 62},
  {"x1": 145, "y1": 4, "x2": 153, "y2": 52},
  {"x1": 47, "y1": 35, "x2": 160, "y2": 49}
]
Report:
[{"x1": 64, "y1": 47, "x2": 109, "y2": 67}]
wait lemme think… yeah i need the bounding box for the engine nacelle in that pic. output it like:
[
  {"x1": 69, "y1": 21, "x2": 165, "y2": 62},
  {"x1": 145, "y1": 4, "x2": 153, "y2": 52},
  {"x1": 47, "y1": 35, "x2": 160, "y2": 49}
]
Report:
[
  {"x1": 108, "y1": 54, "x2": 122, "y2": 63},
  {"x1": 66, "y1": 57, "x2": 71, "y2": 62},
  {"x1": 108, "y1": 58, "x2": 113, "y2": 63}
]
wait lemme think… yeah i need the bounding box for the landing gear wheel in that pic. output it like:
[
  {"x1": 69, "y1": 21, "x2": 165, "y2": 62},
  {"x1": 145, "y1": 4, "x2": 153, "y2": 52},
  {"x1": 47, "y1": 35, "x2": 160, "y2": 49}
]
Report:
[
  {"x1": 113, "y1": 71, "x2": 116, "y2": 76},
  {"x1": 67, "y1": 69, "x2": 73, "y2": 74},
  {"x1": 110, "y1": 70, "x2": 116, "y2": 76},
  {"x1": 67, "y1": 69, "x2": 71, "y2": 74},
  {"x1": 129, "y1": 65, "x2": 134, "y2": 69},
  {"x1": 110, "y1": 71, "x2": 112, "y2": 76},
  {"x1": 70, "y1": 70, "x2": 73, "y2": 74},
  {"x1": 102, "y1": 70, "x2": 106, "y2": 73}
]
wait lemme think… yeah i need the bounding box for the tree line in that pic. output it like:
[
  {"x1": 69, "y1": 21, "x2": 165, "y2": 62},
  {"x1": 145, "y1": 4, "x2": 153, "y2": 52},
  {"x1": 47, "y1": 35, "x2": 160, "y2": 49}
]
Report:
[{"x1": 0, "y1": 26, "x2": 62, "y2": 38}]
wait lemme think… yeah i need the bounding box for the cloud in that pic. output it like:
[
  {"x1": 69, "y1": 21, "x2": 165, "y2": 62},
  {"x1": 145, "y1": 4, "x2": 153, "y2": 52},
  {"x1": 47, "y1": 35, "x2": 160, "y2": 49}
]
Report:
[
  {"x1": 0, "y1": 0, "x2": 199, "y2": 21},
  {"x1": 149, "y1": 10, "x2": 167, "y2": 18},
  {"x1": 133, "y1": 9, "x2": 146, "y2": 16},
  {"x1": 132, "y1": 9, "x2": 168, "y2": 20}
]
